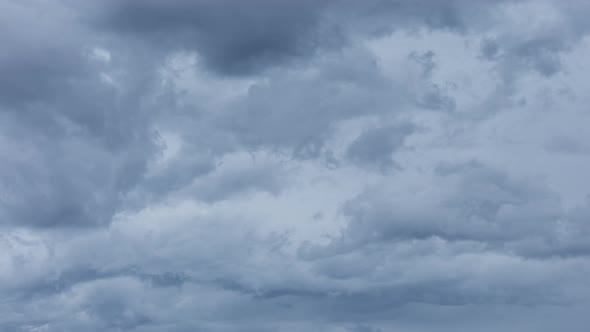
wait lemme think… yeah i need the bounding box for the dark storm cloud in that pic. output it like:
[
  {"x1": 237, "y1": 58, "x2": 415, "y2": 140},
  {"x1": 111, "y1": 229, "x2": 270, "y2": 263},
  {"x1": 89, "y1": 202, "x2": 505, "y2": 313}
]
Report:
[
  {"x1": 86, "y1": 0, "x2": 502, "y2": 76},
  {"x1": 89, "y1": 0, "x2": 334, "y2": 75}
]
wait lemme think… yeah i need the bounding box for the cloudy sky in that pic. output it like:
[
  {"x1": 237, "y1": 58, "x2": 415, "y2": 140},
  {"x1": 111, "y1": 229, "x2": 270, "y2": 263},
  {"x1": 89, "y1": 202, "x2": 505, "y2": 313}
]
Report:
[{"x1": 1, "y1": 0, "x2": 590, "y2": 331}]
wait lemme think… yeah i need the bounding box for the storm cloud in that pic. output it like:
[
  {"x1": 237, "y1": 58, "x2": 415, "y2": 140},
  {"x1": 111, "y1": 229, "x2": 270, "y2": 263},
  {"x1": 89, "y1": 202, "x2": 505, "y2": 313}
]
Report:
[{"x1": 1, "y1": 0, "x2": 590, "y2": 331}]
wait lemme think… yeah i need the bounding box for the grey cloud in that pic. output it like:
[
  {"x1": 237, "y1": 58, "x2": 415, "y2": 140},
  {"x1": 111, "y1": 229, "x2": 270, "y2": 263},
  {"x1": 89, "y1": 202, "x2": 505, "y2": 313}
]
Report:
[
  {"x1": 2, "y1": 0, "x2": 590, "y2": 331},
  {"x1": 480, "y1": 35, "x2": 566, "y2": 77},
  {"x1": 0, "y1": 1, "x2": 158, "y2": 228},
  {"x1": 544, "y1": 135, "x2": 590, "y2": 155},
  {"x1": 474, "y1": 1, "x2": 590, "y2": 100},
  {"x1": 292, "y1": 160, "x2": 590, "y2": 311},
  {"x1": 346, "y1": 123, "x2": 415, "y2": 169},
  {"x1": 91, "y1": 0, "x2": 335, "y2": 76},
  {"x1": 409, "y1": 51, "x2": 456, "y2": 112},
  {"x1": 187, "y1": 158, "x2": 286, "y2": 202},
  {"x1": 0, "y1": 1, "x2": 84, "y2": 106},
  {"x1": 322, "y1": 161, "x2": 569, "y2": 255},
  {"x1": 87, "y1": 0, "x2": 506, "y2": 76},
  {"x1": 0, "y1": 114, "x2": 153, "y2": 227},
  {"x1": 216, "y1": 46, "x2": 401, "y2": 157},
  {"x1": 409, "y1": 50, "x2": 437, "y2": 78},
  {"x1": 415, "y1": 83, "x2": 456, "y2": 111},
  {"x1": 480, "y1": 38, "x2": 500, "y2": 60},
  {"x1": 348, "y1": 325, "x2": 382, "y2": 332}
]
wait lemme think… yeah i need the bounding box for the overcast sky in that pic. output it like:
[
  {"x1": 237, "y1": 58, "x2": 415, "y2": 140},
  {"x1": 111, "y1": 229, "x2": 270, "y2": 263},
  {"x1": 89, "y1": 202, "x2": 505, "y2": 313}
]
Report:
[{"x1": 1, "y1": 0, "x2": 590, "y2": 331}]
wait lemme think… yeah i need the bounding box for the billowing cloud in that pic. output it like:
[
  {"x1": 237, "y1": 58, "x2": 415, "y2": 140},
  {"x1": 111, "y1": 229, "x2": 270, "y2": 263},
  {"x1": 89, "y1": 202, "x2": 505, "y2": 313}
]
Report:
[{"x1": 1, "y1": 0, "x2": 590, "y2": 331}]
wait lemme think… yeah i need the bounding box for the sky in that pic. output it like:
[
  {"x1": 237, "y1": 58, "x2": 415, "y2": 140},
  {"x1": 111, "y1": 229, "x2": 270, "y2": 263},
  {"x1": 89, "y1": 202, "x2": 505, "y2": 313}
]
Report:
[{"x1": 1, "y1": 0, "x2": 590, "y2": 331}]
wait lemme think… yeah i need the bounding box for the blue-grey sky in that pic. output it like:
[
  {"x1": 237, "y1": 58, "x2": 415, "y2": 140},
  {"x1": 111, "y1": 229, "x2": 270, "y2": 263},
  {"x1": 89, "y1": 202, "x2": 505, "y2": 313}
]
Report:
[{"x1": 1, "y1": 1, "x2": 590, "y2": 331}]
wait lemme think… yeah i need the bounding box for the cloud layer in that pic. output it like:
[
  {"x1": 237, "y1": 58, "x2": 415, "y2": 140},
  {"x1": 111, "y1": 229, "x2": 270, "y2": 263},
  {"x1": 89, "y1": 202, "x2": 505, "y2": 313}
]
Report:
[{"x1": 1, "y1": 0, "x2": 590, "y2": 331}]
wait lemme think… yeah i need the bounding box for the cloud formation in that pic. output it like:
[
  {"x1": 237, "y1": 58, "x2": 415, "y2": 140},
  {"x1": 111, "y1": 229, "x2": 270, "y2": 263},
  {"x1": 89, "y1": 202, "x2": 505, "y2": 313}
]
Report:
[{"x1": 1, "y1": 0, "x2": 590, "y2": 331}]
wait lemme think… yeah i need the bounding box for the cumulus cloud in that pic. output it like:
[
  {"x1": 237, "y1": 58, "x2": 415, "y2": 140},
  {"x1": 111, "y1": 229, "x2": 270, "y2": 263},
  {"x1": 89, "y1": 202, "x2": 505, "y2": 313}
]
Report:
[{"x1": 1, "y1": 0, "x2": 590, "y2": 331}]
